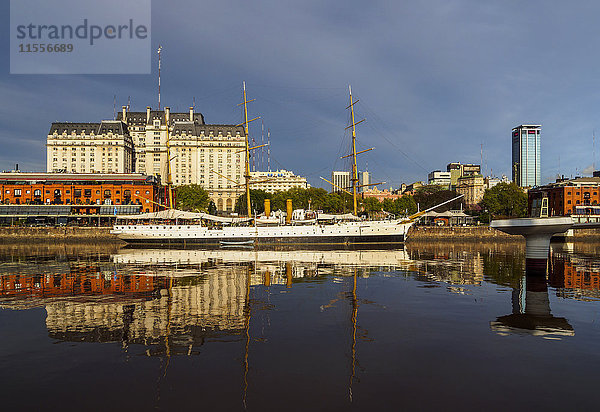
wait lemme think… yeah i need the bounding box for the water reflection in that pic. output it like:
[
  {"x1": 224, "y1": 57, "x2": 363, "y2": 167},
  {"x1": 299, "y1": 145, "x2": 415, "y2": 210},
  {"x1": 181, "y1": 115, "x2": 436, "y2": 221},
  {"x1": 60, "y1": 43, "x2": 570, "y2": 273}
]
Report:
[
  {"x1": 3, "y1": 244, "x2": 600, "y2": 409},
  {"x1": 490, "y1": 271, "x2": 574, "y2": 338}
]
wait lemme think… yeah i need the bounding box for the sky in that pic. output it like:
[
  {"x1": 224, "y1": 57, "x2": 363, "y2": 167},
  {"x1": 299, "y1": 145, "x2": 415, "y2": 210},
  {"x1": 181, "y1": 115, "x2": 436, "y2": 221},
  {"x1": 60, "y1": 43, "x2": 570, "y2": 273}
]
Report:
[{"x1": 1, "y1": 0, "x2": 600, "y2": 188}]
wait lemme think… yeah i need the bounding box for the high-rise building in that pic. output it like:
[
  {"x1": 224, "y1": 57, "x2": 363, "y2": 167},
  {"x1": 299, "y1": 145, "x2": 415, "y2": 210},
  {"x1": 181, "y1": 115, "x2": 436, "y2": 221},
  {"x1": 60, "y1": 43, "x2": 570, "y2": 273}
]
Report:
[
  {"x1": 331, "y1": 171, "x2": 350, "y2": 193},
  {"x1": 512, "y1": 124, "x2": 541, "y2": 187},
  {"x1": 358, "y1": 171, "x2": 370, "y2": 193}
]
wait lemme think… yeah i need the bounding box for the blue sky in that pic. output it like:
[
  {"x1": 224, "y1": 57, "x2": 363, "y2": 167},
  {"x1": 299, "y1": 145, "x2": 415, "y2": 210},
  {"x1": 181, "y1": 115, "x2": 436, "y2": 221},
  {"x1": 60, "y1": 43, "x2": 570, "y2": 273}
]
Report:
[{"x1": 1, "y1": 0, "x2": 599, "y2": 188}]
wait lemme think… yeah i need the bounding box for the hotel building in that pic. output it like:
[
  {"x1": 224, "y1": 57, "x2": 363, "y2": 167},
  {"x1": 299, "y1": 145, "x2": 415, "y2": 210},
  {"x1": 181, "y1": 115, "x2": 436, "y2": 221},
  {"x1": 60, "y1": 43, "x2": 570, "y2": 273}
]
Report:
[{"x1": 48, "y1": 106, "x2": 246, "y2": 212}]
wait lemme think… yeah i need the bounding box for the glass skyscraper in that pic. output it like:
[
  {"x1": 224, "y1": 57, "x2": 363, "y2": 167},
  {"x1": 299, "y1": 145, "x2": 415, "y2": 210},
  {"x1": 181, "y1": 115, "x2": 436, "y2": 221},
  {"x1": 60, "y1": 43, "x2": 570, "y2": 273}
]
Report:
[{"x1": 512, "y1": 125, "x2": 541, "y2": 187}]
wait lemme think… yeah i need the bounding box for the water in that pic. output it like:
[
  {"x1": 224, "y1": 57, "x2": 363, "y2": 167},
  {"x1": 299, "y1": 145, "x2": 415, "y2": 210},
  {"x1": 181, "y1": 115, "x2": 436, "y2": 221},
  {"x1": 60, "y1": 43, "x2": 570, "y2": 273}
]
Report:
[{"x1": 1, "y1": 242, "x2": 600, "y2": 411}]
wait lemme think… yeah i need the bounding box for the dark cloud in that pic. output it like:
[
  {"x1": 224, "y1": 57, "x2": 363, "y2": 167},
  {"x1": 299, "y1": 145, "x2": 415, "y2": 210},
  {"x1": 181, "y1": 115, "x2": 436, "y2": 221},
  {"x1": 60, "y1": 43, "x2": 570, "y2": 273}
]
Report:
[{"x1": 1, "y1": 0, "x2": 599, "y2": 185}]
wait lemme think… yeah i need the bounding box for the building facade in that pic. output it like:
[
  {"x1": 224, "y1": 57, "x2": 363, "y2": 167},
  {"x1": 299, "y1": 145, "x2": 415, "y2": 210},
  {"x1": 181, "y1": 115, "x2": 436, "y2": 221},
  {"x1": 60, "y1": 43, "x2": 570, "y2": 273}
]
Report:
[
  {"x1": 456, "y1": 174, "x2": 484, "y2": 206},
  {"x1": 512, "y1": 124, "x2": 541, "y2": 187},
  {"x1": 0, "y1": 173, "x2": 160, "y2": 211},
  {"x1": 331, "y1": 171, "x2": 350, "y2": 193},
  {"x1": 249, "y1": 170, "x2": 309, "y2": 193},
  {"x1": 446, "y1": 163, "x2": 481, "y2": 187},
  {"x1": 428, "y1": 170, "x2": 452, "y2": 188},
  {"x1": 47, "y1": 121, "x2": 134, "y2": 174},
  {"x1": 358, "y1": 171, "x2": 370, "y2": 193},
  {"x1": 528, "y1": 177, "x2": 600, "y2": 216},
  {"x1": 48, "y1": 106, "x2": 246, "y2": 212}
]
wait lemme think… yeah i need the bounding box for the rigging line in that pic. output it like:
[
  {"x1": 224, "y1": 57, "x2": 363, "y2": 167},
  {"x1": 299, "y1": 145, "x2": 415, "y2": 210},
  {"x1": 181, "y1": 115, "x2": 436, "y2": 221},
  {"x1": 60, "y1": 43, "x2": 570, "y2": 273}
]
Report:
[
  {"x1": 251, "y1": 83, "x2": 346, "y2": 90},
  {"x1": 359, "y1": 102, "x2": 431, "y2": 172}
]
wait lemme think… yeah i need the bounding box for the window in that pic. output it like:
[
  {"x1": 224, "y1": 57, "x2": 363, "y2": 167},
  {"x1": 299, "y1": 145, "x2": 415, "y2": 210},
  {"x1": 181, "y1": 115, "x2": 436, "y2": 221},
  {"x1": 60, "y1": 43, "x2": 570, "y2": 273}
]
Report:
[
  {"x1": 74, "y1": 189, "x2": 82, "y2": 197},
  {"x1": 84, "y1": 189, "x2": 92, "y2": 197},
  {"x1": 14, "y1": 189, "x2": 21, "y2": 197},
  {"x1": 104, "y1": 190, "x2": 111, "y2": 198}
]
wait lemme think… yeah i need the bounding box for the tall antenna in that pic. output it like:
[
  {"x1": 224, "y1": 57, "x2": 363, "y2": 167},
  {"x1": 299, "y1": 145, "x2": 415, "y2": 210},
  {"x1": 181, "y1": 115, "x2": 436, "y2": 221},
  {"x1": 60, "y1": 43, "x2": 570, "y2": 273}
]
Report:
[
  {"x1": 594, "y1": 129, "x2": 596, "y2": 172},
  {"x1": 480, "y1": 143, "x2": 483, "y2": 176},
  {"x1": 157, "y1": 45, "x2": 162, "y2": 110}
]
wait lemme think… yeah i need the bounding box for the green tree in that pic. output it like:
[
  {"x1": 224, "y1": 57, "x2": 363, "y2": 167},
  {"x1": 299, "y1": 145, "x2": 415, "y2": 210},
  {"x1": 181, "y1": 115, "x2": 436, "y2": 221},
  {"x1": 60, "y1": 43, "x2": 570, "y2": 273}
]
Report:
[
  {"x1": 234, "y1": 189, "x2": 271, "y2": 215},
  {"x1": 394, "y1": 195, "x2": 418, "y2": 216},
  {"x1": 175, "y1": 184, "x2": 210, "y2": 212},
  {"x1": 481, "y1": 182, "x2": 527, "y2": 218},
  {"x1": 414, "y1": 185, "x2": 460, "y2": 211}
]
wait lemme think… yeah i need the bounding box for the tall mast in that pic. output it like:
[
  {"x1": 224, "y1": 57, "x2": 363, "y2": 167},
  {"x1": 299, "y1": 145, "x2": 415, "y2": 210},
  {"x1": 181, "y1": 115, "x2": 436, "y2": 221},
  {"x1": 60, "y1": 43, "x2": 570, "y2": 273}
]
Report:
[
  {"x1": 349, "y1": 85, "x2": 359, "y2": 216},
  {"x1": 243, "y1": 82, "x2": 252, "y2": 217},
  {"x1": 165, "y1": 108, "x2": 173, "y2": 208},
  {"x1": 157, "y1": 46, "x2": 162, "y2": 110}
]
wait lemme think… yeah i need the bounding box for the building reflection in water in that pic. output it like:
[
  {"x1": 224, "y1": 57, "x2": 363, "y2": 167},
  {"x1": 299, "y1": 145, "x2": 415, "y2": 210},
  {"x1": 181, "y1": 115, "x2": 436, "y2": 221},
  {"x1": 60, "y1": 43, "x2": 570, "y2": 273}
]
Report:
[
  {"x1": 3, "y1": 244, "x2": 600, "y2": 349},
  {"x1": 0, "y1": 248, "x2": 412, "y2": 357}
]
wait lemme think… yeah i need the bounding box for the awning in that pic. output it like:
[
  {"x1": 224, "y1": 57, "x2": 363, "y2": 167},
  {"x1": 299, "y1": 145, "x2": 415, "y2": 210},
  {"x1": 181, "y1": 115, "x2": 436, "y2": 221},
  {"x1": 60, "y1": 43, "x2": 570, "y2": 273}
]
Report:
[{"x1": 117, "y1": 209, "x2": 252, "y2": 223}]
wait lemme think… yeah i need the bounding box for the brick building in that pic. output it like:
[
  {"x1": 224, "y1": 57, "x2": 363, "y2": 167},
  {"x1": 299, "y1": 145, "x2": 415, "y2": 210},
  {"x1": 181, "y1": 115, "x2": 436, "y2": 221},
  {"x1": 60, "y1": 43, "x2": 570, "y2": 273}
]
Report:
[
  {"x1": 0, "y1": 173, "x2": 161, "y2": 219},
  {"x1": 528, "y1": 177, "x2": 600, "y2": 216}
]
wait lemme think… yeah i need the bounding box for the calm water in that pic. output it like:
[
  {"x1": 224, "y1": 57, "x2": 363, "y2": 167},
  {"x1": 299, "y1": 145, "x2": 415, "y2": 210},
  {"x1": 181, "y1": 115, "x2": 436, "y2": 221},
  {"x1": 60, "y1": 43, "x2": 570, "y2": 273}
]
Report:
[{"x1": 1, "y1": 242, "x2": 600, "y2": 411}]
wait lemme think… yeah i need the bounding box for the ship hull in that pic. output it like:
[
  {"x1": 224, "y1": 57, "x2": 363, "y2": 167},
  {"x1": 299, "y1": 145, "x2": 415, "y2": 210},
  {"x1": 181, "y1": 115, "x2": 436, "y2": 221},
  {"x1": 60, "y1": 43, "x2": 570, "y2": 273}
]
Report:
[{"x1": 111, "y1": 221, "x2": 412, "y2": 246}]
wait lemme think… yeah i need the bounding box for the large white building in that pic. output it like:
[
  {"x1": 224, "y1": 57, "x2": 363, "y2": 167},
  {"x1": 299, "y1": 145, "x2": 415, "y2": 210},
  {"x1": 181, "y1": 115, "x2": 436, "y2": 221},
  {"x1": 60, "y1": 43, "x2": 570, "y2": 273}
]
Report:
[
  {"x1": 249, "y1": 170, "x2": 309, "y2": 193},
  {"x1": 331, "y1": 171, "x2": 350, "y2": 193},
  {"x1": 47, "y1": 106, "x2": 246, "y2": 212},
  {"x1": 47, "y1": 120, "x2": 134, "y2": 174}
]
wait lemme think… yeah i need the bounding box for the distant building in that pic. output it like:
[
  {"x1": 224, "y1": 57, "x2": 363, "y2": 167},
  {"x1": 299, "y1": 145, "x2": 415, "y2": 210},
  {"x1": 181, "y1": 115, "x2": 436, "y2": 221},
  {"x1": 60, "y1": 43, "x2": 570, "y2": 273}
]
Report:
[
  {"x1": 446, "y1": 162, "x2": 481, "y2": 187},
  {"x1": 484, "y1": 175, "x2": 509, "y2": 190},
  {"x1": 361, "y1": 187, "x2": 403, "y2": 202},
  {"x1": 358, "y1": 171, "x2": 370, "y2": 193},
  {"x1": 249, "y1": 170, "x2": 309, "y2": 193},
  {"x1": 403, "y1": 181, "x2": 423, "y2": 195},
  {"x1": 512, "y1": 124, "x2": 541, "y2": 188},
  {"x1": 428, "y1": 170, "x2": 451, "y2": 188},
  {"x1": 331, "y1": 171, "x2": 350, "y2": 193},
  {"x1": 456, "y1": 174, "x2": 484, "y2": 206}
]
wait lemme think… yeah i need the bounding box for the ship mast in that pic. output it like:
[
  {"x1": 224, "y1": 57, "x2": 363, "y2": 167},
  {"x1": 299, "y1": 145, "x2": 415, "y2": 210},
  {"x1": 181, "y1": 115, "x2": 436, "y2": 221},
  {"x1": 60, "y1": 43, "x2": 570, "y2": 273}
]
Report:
[
  {"x1": 242, "y1": 82, "x2": 252, "y2": 217},
  {"x1": 349, "y1": 86, "x2": 359, "y2": 216},
  {"x1": 165, "y1": 108, "x2": 174, "y2": 208}
]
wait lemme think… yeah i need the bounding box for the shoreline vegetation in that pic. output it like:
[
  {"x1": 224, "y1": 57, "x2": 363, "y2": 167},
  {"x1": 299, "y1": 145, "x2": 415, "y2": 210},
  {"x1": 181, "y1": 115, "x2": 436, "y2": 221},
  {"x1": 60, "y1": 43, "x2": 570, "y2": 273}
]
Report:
[{"x1": 0, "y1": 226, "x2": 596, "y2": 244}]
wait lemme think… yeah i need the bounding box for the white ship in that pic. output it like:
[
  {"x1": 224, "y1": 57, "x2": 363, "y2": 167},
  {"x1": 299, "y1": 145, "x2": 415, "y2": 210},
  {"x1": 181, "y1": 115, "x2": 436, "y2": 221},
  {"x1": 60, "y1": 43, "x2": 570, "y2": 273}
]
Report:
[{"x1": 111, "y1": 85, "x2": 457, "y2": 246}]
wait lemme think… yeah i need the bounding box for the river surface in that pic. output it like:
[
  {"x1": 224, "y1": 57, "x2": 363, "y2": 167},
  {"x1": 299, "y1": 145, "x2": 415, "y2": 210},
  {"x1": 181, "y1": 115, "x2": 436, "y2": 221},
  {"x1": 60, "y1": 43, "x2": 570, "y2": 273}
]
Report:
[{"x1": 1, "y1": 241, "x2": 600, "y2": 411}]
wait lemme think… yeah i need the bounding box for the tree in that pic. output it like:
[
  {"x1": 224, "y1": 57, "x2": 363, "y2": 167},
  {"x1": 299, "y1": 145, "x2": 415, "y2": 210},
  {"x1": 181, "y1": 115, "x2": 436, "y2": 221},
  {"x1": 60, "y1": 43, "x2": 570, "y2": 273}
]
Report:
[
  {"x1": 481, "y1": 182, "x2": 527, "y2": 218},
  {"x1": 175, "y1": 184, "x2": 210, "y2": 212},
  {"x1": 414, "y1": 185, "x2": 460, "y2": 211}
]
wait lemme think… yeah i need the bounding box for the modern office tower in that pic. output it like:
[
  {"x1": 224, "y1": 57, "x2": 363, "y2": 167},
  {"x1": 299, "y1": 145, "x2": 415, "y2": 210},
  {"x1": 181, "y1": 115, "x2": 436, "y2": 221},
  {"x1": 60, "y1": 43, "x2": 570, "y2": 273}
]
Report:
[
  {"x1": 512, "y1": 124, "x2": 541, "y2": 187},
  {"x1": 331, "y1": 171, "x2": 350, "y2": 193},
  {"x1": 358, "y1": 171, "x2": 370, "y2": 193}
]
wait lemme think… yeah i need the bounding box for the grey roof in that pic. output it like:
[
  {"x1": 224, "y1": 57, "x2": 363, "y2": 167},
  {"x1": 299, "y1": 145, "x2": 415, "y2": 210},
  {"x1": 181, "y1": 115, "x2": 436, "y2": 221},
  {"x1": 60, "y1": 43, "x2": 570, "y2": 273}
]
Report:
[
  {"x1": 49, "y1": 121, "x2": 129, "y2": 136},
  {"x1": 117, "y1": 110, "x2": 206, "y2": 125}
]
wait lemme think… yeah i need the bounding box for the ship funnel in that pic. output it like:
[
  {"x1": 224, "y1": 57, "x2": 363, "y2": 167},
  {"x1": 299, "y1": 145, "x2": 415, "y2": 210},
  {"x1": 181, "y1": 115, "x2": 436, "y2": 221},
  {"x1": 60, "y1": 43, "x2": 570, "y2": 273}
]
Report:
[
  {"x1": 286, "y1": 199, "x2": 292, "y2": 224},
  {"x1": 264, "y1": 199, "x2": 271, "y2": 217}
]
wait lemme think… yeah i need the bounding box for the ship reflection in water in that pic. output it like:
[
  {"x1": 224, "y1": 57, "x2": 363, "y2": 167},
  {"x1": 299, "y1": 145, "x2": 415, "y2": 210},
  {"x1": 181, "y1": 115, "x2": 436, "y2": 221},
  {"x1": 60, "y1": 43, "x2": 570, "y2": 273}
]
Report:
[{"x1": 2, "y1": 243, "x2": 600, "y2": 410}]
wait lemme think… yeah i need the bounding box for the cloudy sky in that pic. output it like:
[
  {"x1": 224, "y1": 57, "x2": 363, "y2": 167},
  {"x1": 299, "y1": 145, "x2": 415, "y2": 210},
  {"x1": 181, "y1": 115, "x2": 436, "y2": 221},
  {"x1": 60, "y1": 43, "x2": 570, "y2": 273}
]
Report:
[{"x1": 1, "y1": 0, "x2": 599, "y2": 187}]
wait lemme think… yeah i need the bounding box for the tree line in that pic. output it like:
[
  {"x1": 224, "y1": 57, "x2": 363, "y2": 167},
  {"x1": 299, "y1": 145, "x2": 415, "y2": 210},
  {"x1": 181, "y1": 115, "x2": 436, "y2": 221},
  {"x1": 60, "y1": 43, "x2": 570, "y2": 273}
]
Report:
[{"x1": 174, "y1": 182, "x2": 528, "y2": 220}]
